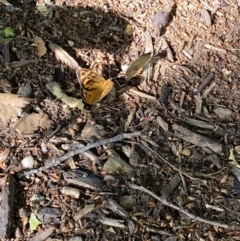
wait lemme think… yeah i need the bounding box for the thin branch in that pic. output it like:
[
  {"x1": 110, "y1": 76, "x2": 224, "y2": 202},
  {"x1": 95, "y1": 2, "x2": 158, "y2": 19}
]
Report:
[
  {"x1": 140, "y1": 143, "x2": 196, "y2": 181},
  {"x1": 129, "y1": 183, "x2": 230, "y2": 229},
  {"x1": 197, "y1": 72, "x2": 214, "y2": 93},
  {"x1": 18, "y1": 132, "x2": 141, "y2": 178}
]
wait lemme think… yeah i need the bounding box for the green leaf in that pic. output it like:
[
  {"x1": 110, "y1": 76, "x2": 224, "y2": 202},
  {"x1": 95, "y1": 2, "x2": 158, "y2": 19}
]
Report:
[
  {"x1": 3, "y1": 27, "x2": 15, "y2": 38},
  {"x1": 29, "y1": 213, "x2": 42, "y2": 231},
  {"x1": 0, "y1": 27, "x2": 15, "y2": 43}
]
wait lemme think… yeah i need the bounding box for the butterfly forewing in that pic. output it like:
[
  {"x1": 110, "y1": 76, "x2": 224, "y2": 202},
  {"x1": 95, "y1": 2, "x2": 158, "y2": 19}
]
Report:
[{"x1": 76, "y1": 68, "x2": 113, "y2": 105}]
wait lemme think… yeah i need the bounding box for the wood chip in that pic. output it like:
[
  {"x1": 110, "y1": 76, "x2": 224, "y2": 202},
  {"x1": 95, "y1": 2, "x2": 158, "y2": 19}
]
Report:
[{"x1": 173, "y1": 124, "x2": 223, "y2": 154}]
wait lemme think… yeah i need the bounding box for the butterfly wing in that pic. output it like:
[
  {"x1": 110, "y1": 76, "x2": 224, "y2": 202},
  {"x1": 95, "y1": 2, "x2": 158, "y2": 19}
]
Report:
[{"x1": 76, "y1": 68, "x2": 113, "y2": 105}]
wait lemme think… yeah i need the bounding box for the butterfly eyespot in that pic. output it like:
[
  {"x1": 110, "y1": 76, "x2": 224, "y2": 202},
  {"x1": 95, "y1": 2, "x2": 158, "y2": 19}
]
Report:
[{"x1": 76, "y1": 68, "x2": 114, "y2": 105}]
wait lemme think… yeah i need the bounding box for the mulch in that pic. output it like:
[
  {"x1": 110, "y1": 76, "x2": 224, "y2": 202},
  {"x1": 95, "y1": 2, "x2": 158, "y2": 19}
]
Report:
[{"x1": 0, "y1": 0, "x2": 240, "y2": 240}]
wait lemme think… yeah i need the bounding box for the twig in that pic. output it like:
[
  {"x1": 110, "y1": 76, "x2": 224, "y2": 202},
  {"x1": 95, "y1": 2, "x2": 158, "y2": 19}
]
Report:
[
  {"x1": 204, "y1": 44, "x2": 227, "y2": 54},
  {"x1": 44, "y1": 125, "x2": 61, "y2": 140},
  {"x1": 197, "y1": 72, "x2": 214, "y2": 93},
  {"x1": 201, "y1": 81, "x2": 216, "y2": 99},
  {"x1": 129, "y1": 183, "x2": 229, "y2": 229},
  {"x1": 128, "y1": 89, "x2": 156, "y2": 101},
  {"x1": 140, "y1": 143, "x2": 196, "y2": 181},
  {"x1": 18, "y1": 132, "x2": 141, "y2": 178},
  {"x1": 10, "y1": 59, "x2": 43, "y2": 68}
]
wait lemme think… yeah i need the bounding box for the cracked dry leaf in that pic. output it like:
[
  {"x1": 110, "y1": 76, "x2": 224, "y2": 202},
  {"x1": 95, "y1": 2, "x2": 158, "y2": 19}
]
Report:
[
  {"x1": 0, "y1": 93, "x2": 33, "y2": 127},
  {"x1": 0, "y1": 93, "x2": 32, "y2": 108},
  {"x1": 235, "y1": 146, "x2": 240, "y2": 155},
  {"x1": 0, "y1": 102, "x2": 19, "y2": 126},
  {"x1": 13, "y1": 111, "x2": 52, "y2": 133}
]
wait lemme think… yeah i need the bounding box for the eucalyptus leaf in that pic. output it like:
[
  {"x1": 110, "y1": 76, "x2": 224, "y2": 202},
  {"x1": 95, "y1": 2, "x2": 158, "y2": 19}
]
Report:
[{"x1": 125, "y1": 53, "x2": 151, "y2": 81}]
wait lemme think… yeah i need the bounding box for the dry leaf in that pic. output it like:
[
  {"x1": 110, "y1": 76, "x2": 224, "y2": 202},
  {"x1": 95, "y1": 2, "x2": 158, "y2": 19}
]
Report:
[
  {"x1": 36, "y1": 3, "x2": 49, "y2": 17},
  {"x1": 0, "y1": 102, "x2": 19, "y2": 126},
  {"x1": 235, "y1": 145, "x2": 240, "y2": 154},
  {"x1": 125, "y1": 53, "x2": 151, "y2": 81},
  {"x1": 48, "y1": 42, "x2": 80, "y2": 70},
  {"x1": 229, "y1": 148, "x2": 240, "y2": 168},
  {"x1": 13, "y1": 111, "x2": 52, "y2": 133},
  {"x1": 0, "y1": 93, "x2": 33, "y2": 127},
  {"x1": 32, "y1": 36, "x2": 47, "y2": 58},
  {"x1": 124, "y1": 24, "x2": 134, "y2": 35},
  {"x1": 103, "y1": 155, "x2": 132, "y2": 174},
  {"x1": 0, "y1": 93, "x2": 32, "y2": 108},
  {"x1": 220, "y1": 174, "x2": 228, "y2": 184}
]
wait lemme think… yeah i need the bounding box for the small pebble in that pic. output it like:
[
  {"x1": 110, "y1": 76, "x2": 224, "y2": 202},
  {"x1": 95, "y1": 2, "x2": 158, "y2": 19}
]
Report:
[
  {"x1": 182, "y1": 148, "x2": 191, "y2": 157},
  {"x1": 21, "y1": 156, "x2": 34, "y2": 169}
]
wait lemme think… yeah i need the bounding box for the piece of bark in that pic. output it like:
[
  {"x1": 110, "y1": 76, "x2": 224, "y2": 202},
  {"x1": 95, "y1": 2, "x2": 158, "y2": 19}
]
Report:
[
  {"x1": 194, "y1": 94, "x2": 202, "y2": 114},
  {"x1": 161, "y1": 174, "x2": 181, "y2": 200},
  {"x1": 197, "y1": 72, "x2": 214, "y2": 93},
  {"x1": 152, "y1": 5, "x2": 172, "y2": 37},
  {"x1": 185, "y1": 118, "x2": 214, "y2": 130},
  {"x1": 61, "y1": 186, "x2": 80, "y2": 199},
  {"x1": 37, "y1": 207, "x2": 63, "y2": 224},
  {"x1": 0, "y1": 175, "x2": 15, "y2": 239},
  {"x1": 172, "y1": 124, "x2": 223, "y2": 154},
  {"x1": 156, "y1": 116, "x2": 169, "y2": 132},
  {"x1": 73, "y1": 204, "x2": 95, "y2": 221},
  {"x1": 63, "y1": 170, "x2": 102, "y2": 190},
  {"x1": 2, "y1": 43, "x2": 10, "y2": 65},
  {"x1": 29, "y1": 227, "x2": 54, "y2": 241},
  {"x1": 98, "y1": 216, "x2": 126, "y2": 228},
  {"x1": 106, "y1": 199, "x2": 128, "y2": 218},
  {"x1": 200, "y1": 8, "x2": 212, "y2": 26}
]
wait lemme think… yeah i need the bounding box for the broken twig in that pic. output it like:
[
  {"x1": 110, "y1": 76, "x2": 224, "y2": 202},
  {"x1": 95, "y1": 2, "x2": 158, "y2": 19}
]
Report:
[
  {"x1": 140, "y1": 142, "x2": 196, "y2": 180},
  {"x1": 197, "y1": 72, "x2": 214, "y2": 93},
  {"x1": 18, "y1": 132, "x2": 141, "y2": 177},
  {"x1": 129, "y1": 184, "x2": 229, "y2": 229}
]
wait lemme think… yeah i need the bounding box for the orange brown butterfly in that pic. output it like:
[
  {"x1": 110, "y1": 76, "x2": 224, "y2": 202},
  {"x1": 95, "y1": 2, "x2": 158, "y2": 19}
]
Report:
[{"x1": 76, "y1": 68, "x2": 114, "y2": 105}]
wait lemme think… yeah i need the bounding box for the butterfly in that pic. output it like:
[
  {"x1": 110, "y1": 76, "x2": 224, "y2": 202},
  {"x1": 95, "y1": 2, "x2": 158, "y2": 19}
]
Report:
[{"x1": 76, "y1": 68, "x2": 114, "y2": 105}]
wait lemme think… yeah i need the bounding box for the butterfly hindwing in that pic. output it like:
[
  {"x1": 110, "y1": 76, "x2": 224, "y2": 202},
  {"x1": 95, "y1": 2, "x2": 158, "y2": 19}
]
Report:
[{"x1": 76, "y1": 68, "x2": 113, "y2": 105}]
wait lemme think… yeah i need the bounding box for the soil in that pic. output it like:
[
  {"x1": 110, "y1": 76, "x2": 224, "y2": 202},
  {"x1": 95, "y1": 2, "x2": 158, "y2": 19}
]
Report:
[{"x1": 0, "y1": 0, "x2": 240, "y2": 240}]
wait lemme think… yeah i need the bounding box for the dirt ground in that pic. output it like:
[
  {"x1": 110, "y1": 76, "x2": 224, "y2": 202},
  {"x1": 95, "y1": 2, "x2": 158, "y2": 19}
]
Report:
[{"x1": 0, "y1": 0, "x2": 240, "y2": 240}]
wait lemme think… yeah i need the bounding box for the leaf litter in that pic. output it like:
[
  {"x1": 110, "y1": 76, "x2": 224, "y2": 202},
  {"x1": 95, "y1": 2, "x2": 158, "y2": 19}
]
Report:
[{"x1": 0, "y1": 0, "x2": 240, "y2": 240}]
